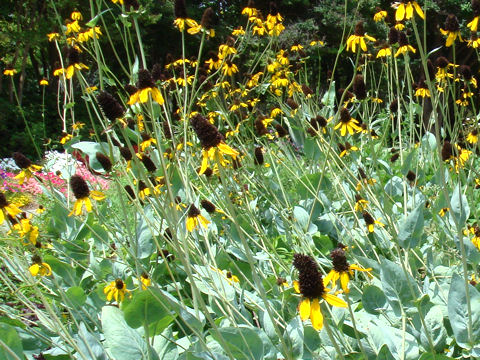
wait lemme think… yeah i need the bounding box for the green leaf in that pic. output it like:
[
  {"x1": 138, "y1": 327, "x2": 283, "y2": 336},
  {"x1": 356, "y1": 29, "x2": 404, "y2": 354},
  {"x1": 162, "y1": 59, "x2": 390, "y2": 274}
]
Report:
[
  {"x1": 380, "y1": 259, "x2": 419, "y2": 316},
  {"x1": 418, "y1": 354, "x2": 453, "y2": 360},
  {"x1": 450, "y1": 184, "x2": 469, "y2": 227},
  {"x1": 384, "y1": 176, "x2": 403, "y2": 198},
  {"x1": 75, "y1": 322, "x2": 107, "y2": 360},
  {"x1": 43, "y1": 255, "x2": 76, "y2": 286},
  {"x1": 397, "y1": 203, "x2": 424, "y2": 248},
  {"x1": 321, "y1": 80, "x2": 335, "y2": 107},
  {"x1": 293, "y1": 206, "x2": 317, "y2": 234},
  {"x1": 86, "y1": 9, "x2": 111, "y2": 27},
  {"x1": 447, "y1": 273, "x2": 480, "y2": 349},
  {"x1": 420, "y1": 305, "x2": 447, "y2": 352},
  {"x1": 101, "y1": 306, "x2": 153, "y2": 360},
  {"x1": 136, "y1": 205, "x2": 155, "y2": 259},
  {"x1": 123, "y1": 288, "x2": 174, "y2": 332},
  {"x1": 284, "y1": 317, "x2": 303, "y2": 358},
  {"x1": 66, "y1": 286, "x2": 86, "y2": 308},
  {"x1": 362, "y1": 285, "x2": 387, "y2": 314},
  {"x1": 0, "y1": 323, "x2": 24, "y2": 360},
  {"x1": 210, "y1": 327, "x2": 264, "y2": 360},
  {"x1": 152, "y1": 326, "x2": 178, "y2": 360}
]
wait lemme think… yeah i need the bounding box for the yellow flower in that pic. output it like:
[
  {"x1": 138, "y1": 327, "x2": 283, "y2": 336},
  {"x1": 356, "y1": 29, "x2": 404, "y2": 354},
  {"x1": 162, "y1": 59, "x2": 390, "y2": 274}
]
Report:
[
  {"x1": 65, "y1": 63, "x2": 89, "y2": 80},
  {"x1": 440, "y1": 15, "x2": 462, "y2": 47},
  {"x1": 128, "y1": 87, "x2": 164, "y2": 105},
  {"x1": 60, "y1": 133, "x2": 73, "y2": 144},
  {"x1": 293, "y1": 254, "x2": 347, "y2": 331},
  {"x1": 232, "y1": 26, "x2": 245, "y2": 36},
  {"x1": 3, "y1": 69, "x2": 17, "y2": 76},
  {"x1": 71, "y1": 11, "x2": 83, "y2": 21},
  {"x1": 68, "y1": 175, "x2": 106, "y2": 216},
  {"x1": 438, "y1": 207, "x2": 449, "y2": 217},
  {"x1": 467, "y1": 130, "x2": 478, "y2": 144},
  {"x1": 415, "y1": 87, "x2": 430, "y2": 98},
  {"x1": 468, "y1": 16, "x2": 479, "y2": 32},
  {"x1": 140, "y1": 273, "x2": 151, "y2": 290},
  {"x1": 66, "y1": 20, "x2": 81, "y2": 35},
  {"x1": 173, "y1": 18, "x2": 198, "y2": 32},
  {"x1": 393, "y1": 1, "x2": 425, "y2": 22},
  {"x1": 346, "y1": 22, "x2": 376, "y2": 53},
  {"x1": 104, "y1": 279, "x2": 129, "y2": 302},
  {"x1": 334, "y1": 108, "x2": 362, "y2": 136},
  {"x1": 39, "y1": 79, "x2": 49, "y2": 86},
  {"x1": 376, "y1": 47, "x2": 392, "y2": 58},
  {"x1": 14, "y1": 166, "x2": 42, "y2": 185},
  {"x1": 29, "y1": 256, "x2": 52, "y2": 277},
  {"x1": 72, "y1": 122, "x2": 85, "y2": 130},
  {"x1": 111, "y1": 0, "x2": 124, "y2": 4},
  {"x1": 362, "y1": 211, "x2": 384, "y2": 233},
  {"x1": 338, "y1": 142, "x2": 359, "y2": 157},
  {"x1": 373, "y1": 10, "x2": 387, "y2": 22},
  {"x1": 47, "y1": 32, "x2": 60, "y2": 41},
  {"x1": 354, "y1": 196, "x2": 369, "y2": 212},
  {"x1": 186, "y1": 204, "x2": 210, "y2": 232},
  {"x1": 222, "y1": 61, "x2": 238, "y2": 76},
  {"x1": 323, "y1": 246, "x2": 372, "y2": 294},
  {"x1": 0, "y1": 192, "x2": 21, "y2": 225},
  {"x1": 241, "y1": 6, "x2": 258, "y2": 17}
]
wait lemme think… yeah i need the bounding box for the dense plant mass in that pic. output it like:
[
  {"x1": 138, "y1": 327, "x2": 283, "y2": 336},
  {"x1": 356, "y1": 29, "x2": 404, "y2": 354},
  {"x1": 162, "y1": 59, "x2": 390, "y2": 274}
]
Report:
[{"x1": 2, "y1": 0, "x2": 480, "y2": 359}]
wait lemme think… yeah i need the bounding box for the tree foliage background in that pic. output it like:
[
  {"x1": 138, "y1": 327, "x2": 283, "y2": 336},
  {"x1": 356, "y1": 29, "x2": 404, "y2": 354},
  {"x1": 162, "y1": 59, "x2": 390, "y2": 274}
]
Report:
[{"x1": 0, "y1": 0, "x2": 470, "y2": 159}]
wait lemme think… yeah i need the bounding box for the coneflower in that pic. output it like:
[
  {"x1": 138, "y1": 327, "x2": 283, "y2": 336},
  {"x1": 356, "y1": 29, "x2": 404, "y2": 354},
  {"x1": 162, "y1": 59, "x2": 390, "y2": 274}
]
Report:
[
  {"x1": 286, "y1": 98, "x2": 299, "y2": 110},
  {"x1": 124, "y1": 185, "x2": 136, "y2": 200},
  {"x1": 119, "y1": 146, "x2": 133, "y2": 161},
  {"x1": 201, "y1": 7, "x2": 215, "y2": 29},
  {"x1": 441, "y1": 141, "x2": 453, "y2": 161},
  {"x1": 254, "y1": 146, "x2": 264, "y2": 165},
  {"x1": 388, "y1": 27, "x2": 399, "y2": 45},
  {"x1": 174, "y1": 0, "x2": 188, "y2": 19},
  {"x1": 406, "y1": 170, "x2": 416, "y2": 182},
  {"x1": 95, "y1": 152, "x2": 112, "y2": 172},
  {"x1": 97, "y1": 92, "x2": 125, "y2": 121},
  {"x1": 275, "y1": 124, "x2": 288, "y2": 137},
  {"x1": 353, "y1": 74, "x2": 367, "y2": 100},
  {"x1": 140, "y1": 155, "x2": 157, "y2": 172},
  {"x1": 201, "y1": 199, "x2": 216, "y2": 213},
  {"x1": 12, "y1": 152, "x2": 31, "y2": 169}
]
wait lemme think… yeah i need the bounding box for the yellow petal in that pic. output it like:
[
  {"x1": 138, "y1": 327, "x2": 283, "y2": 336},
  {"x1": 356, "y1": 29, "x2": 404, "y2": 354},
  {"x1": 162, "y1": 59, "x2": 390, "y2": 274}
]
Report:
[
  {"x1": 396, "y1": 4, "x2": 405, "y2": 21},
  {"x1": 151, "y1": 87, "x2": 164, "y2": 105},
  {"x1": 323, "y1": 293, "x2": 347, "y2": 307},
  {"x1": 340, "y1": 272, "x2": 350, "y2": 293},
  {"x1": 405, "y1": 3, "x2": 413, "y2": 19},
  {"x1": 299, "y1": 298, "x2": 311, "y2": 320},
  {"x1": 293, "y1": 280, "x2": 300, "y2": 293},
  {"x1": 310, "y1": 298, "x2": 323, "y2": 330},
  {"x1": 84, "y1": 197, "x2": 93, "y2": 212},
  {"x1": 413, "y1": 2, "x2": 425, "y2": 19},
  {"x1": 128, "y1": 92, "x2": 139, "y2": 105},
  {"x1": 186, "y1": 216, "x2": 196, "y2": 232},
  {"x1": 0, "y1": 210, "x2": 4, "y2": 224},
  {"x1": 43, "y1": 263, "x2": 52, "y2": 276},
  {"x1": 91, "y1": 191, "x2": 106, "y2": 200},
  {"x1": 139, "y1": 88, "x2": 150, "y2": 103},
  {"x1": 217, "y1": 142, "x2": 239, "y2": 157},
  {"x1": 66, "y1": 65, "x2": 75, "y2": 79},
  {"x1": 29, "y1": 264, "x2": 39, "y2": 276},
  {"x1": 198, "y1": 214, "x2": 210, "y2": 228}
]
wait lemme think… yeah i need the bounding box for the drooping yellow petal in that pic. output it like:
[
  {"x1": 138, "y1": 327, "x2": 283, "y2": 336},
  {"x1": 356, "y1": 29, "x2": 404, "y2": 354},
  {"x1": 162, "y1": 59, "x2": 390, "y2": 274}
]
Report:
[
  {"x1": 42, "y1": 263, "x2": 52, "y2": 276},
  {"x1": 151, "y1": 87, "x2": 165, "y2": 104},
  {"x1": 405, "y1": 3, "x2": 413, "y2": 19},
  {"x1": 139, "y1": 88, "x2": 150, "y2": 103},
  {"x1": 217, "y1": 142, "x2": 239, "y2": 157},
  {"x1": 299, "y1": 298, "x2": 311, "y2": 320},
  {"x1": 186, "y1": 216, "x2": 197, "y2": 232},
  {"x1": 310, "y1": 298, "x2": 323, "y2": 330},
  {"x1": 323, "y1": 293, "x2": 347, "y2": 308},
  {"x1": 340, "y1": 272, "x2": 350, "y2": 293},
  {"x1": 128, "y1": 92, "x2": 140, "y2": 105},
  {"x1": 84, "y1": 197, "x2": 93, "y2": 212},
  {"x1": 293, "y1": 280, "x2": 300, "y2": 293},
  {"x1": 29, "y1": 264, "x2": 40, "y2": 276},
  {"x1": 91, "y1": 191, "x2": 106, "y2": 200},
  {"x1": 413, "y1": 2, "x2": 425, "y2": 19},
  {"x1": 66, "y1": 65, "x2": 75, "y2": 79},
  {"x1": 0, "y1": 210, "x2": 4, "y2": 224},
  {"x1": 395, "y1": 4, "x2": 405, "y2": 22},
  {"x1": 198, "y1": 214, "x2": 210, "y2": 228}
]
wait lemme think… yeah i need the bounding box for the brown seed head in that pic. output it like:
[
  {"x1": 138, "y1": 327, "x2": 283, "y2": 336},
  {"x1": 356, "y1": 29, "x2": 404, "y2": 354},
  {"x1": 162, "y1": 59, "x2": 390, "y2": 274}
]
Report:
[
  {"x1": 330, "y1": 247, "x2": 350, "y2": 272},
  {"x1": 115, "y1": 279, "x2": 124, "y2": 290},
  {"x1": 190, "y1": 114, "x2": 223, "y2": 149},
  {"x1": 12, "y1": 152, "x2": 32, "y2": 169},
  {"x1": 444, "y1": 14, "x2": 459, "y2": 32},
  {"x1": 201, "y1": 199, "x2": 216, "y2": 213},
  {"x1": 353, "y1": 74, "x2": 367, "y2": 100},
  {"x1": 95, "y1": 152, "x2": 112, "y2": 172},
  {"x1": 70, "y1": 175, "x2": 90, "y2": 199},
  {"x1": 254, "y1": 146, "x2": 264, "y2": 165},
  {"x1": 174, "y1": 0, "x2": 188, "y2": 18},
  {"x1": 137, "y1": 69, "x2": 155, "y2": 89},
  {"x1": 97, "y1": 92, "x2": 125, "y2": 121},
  {"x1": 188, "y1": 204, "x2": 200, "y2": 218},
  {"x1": 292, "y1": 253, "x2": 325, "y2": 298}
]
